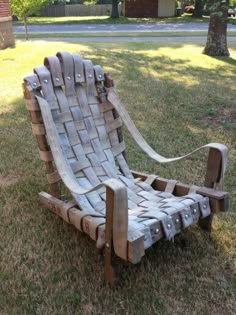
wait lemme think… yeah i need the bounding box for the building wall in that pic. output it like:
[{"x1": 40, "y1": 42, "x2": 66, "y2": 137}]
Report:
[
  {"x1": 158, "y1": 0, "x2": 175, "y2": 17},
  {"x1": 0, "y1": 0, "x2": 15, "y2": 49},
  {"x1": 124, "y1": 0, "x2": 158, "y2": 18},
  {"x1": 124, "y1": 0, "x2": 176, "y2": 18}
]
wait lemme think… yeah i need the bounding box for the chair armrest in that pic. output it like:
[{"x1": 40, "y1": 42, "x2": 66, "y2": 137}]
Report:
[{"x1": 106, "y1": 87, "x2": 228, "y2": 188}]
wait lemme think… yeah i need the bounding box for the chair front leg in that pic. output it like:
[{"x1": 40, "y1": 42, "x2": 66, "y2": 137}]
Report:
[
  {"x1": 199, "y1": 147, "x2": 223, "y2": 231},
  {"x1": 103, "y1": 179, "x2": 128, "y2": 287}
]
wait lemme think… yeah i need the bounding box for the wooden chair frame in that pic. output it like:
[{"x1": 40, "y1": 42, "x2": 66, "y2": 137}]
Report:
[{"x1": 23, "y1": 52, "x2": 229, "y2": 286}]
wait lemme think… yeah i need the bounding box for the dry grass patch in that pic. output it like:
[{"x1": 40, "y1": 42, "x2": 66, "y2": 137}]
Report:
[{"x1": 0, "y1": 40, "x2": 236, "y2": 315}]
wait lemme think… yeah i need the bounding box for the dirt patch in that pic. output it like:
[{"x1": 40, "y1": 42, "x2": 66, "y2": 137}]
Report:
[
  {"x1": 0, "y1": 175, "x2": 19, "y2": 187},
  {"x1": 202, "y1": 108, "x2": 236, "y2": 129}
]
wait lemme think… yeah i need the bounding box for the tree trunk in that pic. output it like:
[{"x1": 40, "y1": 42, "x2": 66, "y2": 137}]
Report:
[
  {"x1": 111, "y1": 0, "x2": 119, "y2": 19},
  {"x1": 203, "y1": 1, "x2": 229, "y2": 56},
  {"x1": 193, "y1": 0, "x2": 203, "y2": 17},
  {"x1": 23, "y1": 15, "x2": 29, "y2": 41}
]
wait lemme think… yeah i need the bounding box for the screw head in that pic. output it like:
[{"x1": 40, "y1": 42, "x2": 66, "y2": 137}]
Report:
[
  {"x1": 203, "y1": 204, "x2": 207, "y2": 209},
  {"x1": 77, "y1": 73, "x2": 81, "y2": 78},
  {"x1": 193, "y1": 208, "x2": 197, "y2": 214},
  {"x1": 155, "y1": 228, "x2": 159, "y2": 234},
  {"x1": 44, "y1": 79, "x2": 48, "y2": 83},
  {"x1": 175, "y1": 218, "x2": 179, "y2": 224},
  {"x1": 55, "y1": 77, "x2": 60, "y2": 82},
  {"x1": 88, "y1": 74, "x2": 92, "y2": 79},
  {"x1": 33, "y1": 82, "x2": 37, "y2": 87},
  {"x1": 99, "y1": 74, "x2": 102, "y2": 78},
  {"x1": 67, "y1": 76, "x2": 71, "y2": 80},
  {"x1": 106, "y1": 243, "x2": 110, "y2": 248},
  {"x1": 185, "y1": 214, "x2": 189, "y2": 220},
  {"x1": 167, "y1": 223, "x2": 172, "y2": 229}
]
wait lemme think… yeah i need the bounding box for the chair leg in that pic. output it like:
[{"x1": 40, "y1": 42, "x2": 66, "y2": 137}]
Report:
[
  {"x1": 104, "y1": 242, "x2": 115, "y2": 287},
  {"x1": 198, "y1": 213, "x2": 214, "y2": 232}
]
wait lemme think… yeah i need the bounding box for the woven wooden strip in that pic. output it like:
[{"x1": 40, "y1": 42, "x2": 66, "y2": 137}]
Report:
[
  {"x1": 106, "y1": 117, "x2": 122, "y2": 133},
  {"x1": 104, "y1": 149, "x2": 116, "y2": 167},
  {"x1": 31, "y1": 123, "x2": 45, "y2": 136},
  {"x1": 94, "y1": 65, "x2": 104, "y2": 82},
  {"x1": 127, "y1": 188, "x2": 144, "y2": 205},
  {"x1": 72, "y1": 54, "x2": 85, "y2": 83},
  {"x1": 118, "y1": 175, "x2": 135, "y2": 188},
  {"x1": 24, "y1": 74, "x2": 41, "y2": 90},
  {"x1": 70, "y1": 159, "x2": 91, "y2": 173},
  {"x1": 87, "y1": 152, "x2": 100, "y2": 167},
  {"x1": 75, "y1": 85, "x2": 92, "y2": 118},
  {"x1": 116, "y1": 154, "x2": 133, "y2": 179},
  {"x1": 135, "y1": 181, "x2": 154, "y2": 192},
  {"x1": 94, "y1": 117, "x2": 105, "y2": 127},
  {"x1": 101, "y1": 161, "x2": 119, "y2": 179},
  {"x1": 56, "y1": 52, "x2": 75, "y2": 98},
  {"x1": 93, "y1": 166, "x2": 107, "y2": 177},
  {"x1": 59, "y1": 133, "x2": 75, "y2": 159},
  {"x1": 83, "y1": 167, "x2": 101, "y2": 187},
  {"x1": 78, "y1": 177, "x2": 103, "y2": 209},
  {"x1": 111, "y1": 141, "x2": 126, "y2": 157},
  {"x1": 64, "y1": 121, "x2": 81, "y2": 146},
  {"x1": 99, "y1": 101, "x2": 114, "y2": 113},
  {"x1": 83, "y1": 216, "x2": 106, "y2": 241},
  {"x1": 44, "y1": 56, "x2": 64, "y2": 87},
  {"x1": 137, "y1": 190, "x2": 165, "y2": 203},
  {"x1": 38, "y1": 149, "x2": 53, "y2": 162},
  {"x1": 83, "y1": 59, "x2": 98, "y2": 104},
  {"x1": 34, "y1": 66, "x2": 59, "y2": 110},
  {"x1": 53, "y1": 111, "x2": 73, "y2": 124},
  {"x1": 91, "y1": 138, "x2": 107, "y2": 162},
  {"x1": 84, "y1": 116, "x2": 99, "y2": 139},
  {"x1": 25, "y1": 98, "x2": 40, "y2": 111},
  {"x1": 165, "y1": 180, "x2": 178, "y2": 193},
  {"x1": 90, "y1": 103, "x2": 103, "y2": 118},
  {"x1": 47, "y1": 170, "x2": 60, "y2": 184}
]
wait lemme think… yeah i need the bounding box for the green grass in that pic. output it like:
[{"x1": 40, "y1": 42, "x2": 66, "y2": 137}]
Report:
[
  {"x1": 0, "y1": 40, "x2": 236, "y2": 314},
  {"x1": 14, "y1": 31, "x2": 236, "y2": 39},
  {"x1": 14, "y1": 14, "x2": 208, "y2": 25}
]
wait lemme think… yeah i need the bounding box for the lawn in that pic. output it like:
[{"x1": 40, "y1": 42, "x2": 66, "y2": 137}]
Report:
[
  {"x1": 14, "y1": 14, "x2": 207, "y2": 25},
  {"x1": 0, "y1": 40, "x2": 236, "y2": 314}
]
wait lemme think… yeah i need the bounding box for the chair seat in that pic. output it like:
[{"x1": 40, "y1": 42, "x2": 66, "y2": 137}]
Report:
[{"x1": 77, "y1": 173, "x2": 211, "y2": 250}]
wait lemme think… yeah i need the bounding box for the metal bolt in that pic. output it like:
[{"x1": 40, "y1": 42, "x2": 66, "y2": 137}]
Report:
[
  {"x1": 88, "y1": 74, "x2": 92, "y2": 79},
  {"x1": 175, "y1": 218, "x2": 179, "y2": 224},
  {"x1": 106, "y1": 243, "x2": 110, "y2": 248},
  {"x1": 44, "y1": 79, "x2": 48, "y2": 83},
  {"x1": 167, "y1": 223, "x2": 172, "y2": 229},
  {"x1": 99, "y1": 74, "x2": 102, "y2": 78},
  {"x1": 203, "y1": 204, "x2": 207, "y2": 209},
  {"x1": 55, "y1": 78, "x2": 60, "y2": 82},
  {"x1": 67, "y1": 76, "x2": 71, "y2": 80},
  {"x1": 155, "y1": 228, "x2": 159, "y2": 234},
  {"x1": 193, "y1": 208, "x2": 197, "y2": 214},
  {"x1": 77, "y1": 74, "x2": 81, "y2": 78},
  {"x1": 185, "y1": 214, "x2": 189, "y2": 220},
  {"x1": 33, "y1": 82, "x2": 37, "y2": 87}
]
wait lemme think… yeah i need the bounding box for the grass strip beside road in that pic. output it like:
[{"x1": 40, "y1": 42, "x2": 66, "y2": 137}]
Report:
[
  {"x1": 14, "y1": 14, "x2": 208, "y2": 25},
  {"x1": 14, "y1": 31, "x2": 236, "y2": 39}
]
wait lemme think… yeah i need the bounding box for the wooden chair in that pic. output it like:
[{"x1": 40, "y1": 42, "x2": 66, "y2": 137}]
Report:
[{"x1": 23, "y1": 51, "x2": 229, "y2": 286}]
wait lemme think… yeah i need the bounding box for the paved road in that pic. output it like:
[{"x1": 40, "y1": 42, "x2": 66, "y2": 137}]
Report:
[
  {"x1": 13, "y1": 22, "x2": 236, "y2": 33},
  {"x1": 36, "y1": 36, "x2": 236, "y2": 42}
]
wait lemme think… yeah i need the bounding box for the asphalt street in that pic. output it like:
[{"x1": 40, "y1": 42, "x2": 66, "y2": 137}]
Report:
[{"x1": 13, "y1": 22, "x2": 236, "y2": 34}]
